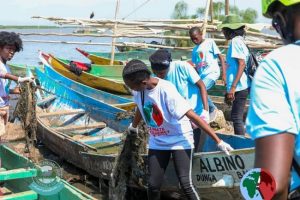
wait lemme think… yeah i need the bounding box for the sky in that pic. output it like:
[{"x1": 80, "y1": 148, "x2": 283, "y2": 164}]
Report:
[{"x1": 1, "y1": 0, "x2": 268, "y2": 25}]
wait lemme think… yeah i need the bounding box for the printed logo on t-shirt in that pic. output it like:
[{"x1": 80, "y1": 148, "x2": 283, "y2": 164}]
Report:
[
  {"x1": 196, "y1": 51, "x2": 207, "y2": 71},
  {"x1": 143, "y1": 103, "x2": 169, "y2": 136},
  {"x1": 143, "y1": 103, "x2": 163, "y2": 127}
]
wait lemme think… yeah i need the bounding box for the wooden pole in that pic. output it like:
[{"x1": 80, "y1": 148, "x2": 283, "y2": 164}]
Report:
[
  {"x1": 110, "y1": 0, "x2": 120, "y2": 65},
  {"x1": 225, "y1": 0, "x2": 229, "y2": 15},
  {"x1": 202, "y1": 0, "x2": 212, "y2": 38},
  {"x1": 209, "y1": 0, "x2": 214, "y2": 23}
]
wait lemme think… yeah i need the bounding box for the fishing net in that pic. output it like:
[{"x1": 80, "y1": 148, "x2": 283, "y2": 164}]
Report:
[
  {"x1": 109, "y1": 110, "x2": 149, "y2": 200},
  {"x1": 13, "y1": 82, "x2": 37, "y2": 152}
]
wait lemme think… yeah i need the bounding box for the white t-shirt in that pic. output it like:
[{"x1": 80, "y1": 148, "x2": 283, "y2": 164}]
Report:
[
  {"x1": 132, "y1": 78, "x2": 194, "y2": 150},
  {"x1": 0, "y1": 61, "x2": 11, "y2": 107}
]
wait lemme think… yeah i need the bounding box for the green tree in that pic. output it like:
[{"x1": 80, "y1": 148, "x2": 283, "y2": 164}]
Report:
[
  {"x1": 195, "y1": 1, "x2": 257, "y2": 23},
  {"x1": 172, "y1": 1, "x2": 189, "y2": 19},
  {"x1": 241, "y1": 8, "x2": 258, "y2": 23}
]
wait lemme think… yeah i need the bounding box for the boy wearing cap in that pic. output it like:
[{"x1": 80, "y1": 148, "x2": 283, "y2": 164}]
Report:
[
  {"x1": 123, "y1": 59, "x2": 233, "y2": 200},
  {"x1": 189, "y1": 27, "x2": 226, "y2": 121},
  {"x1": 148, "y1": 49, "x2": 209, "y2": 152}
]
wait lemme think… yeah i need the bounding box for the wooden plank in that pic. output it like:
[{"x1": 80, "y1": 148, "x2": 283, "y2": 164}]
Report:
[
  {"x1": 36, "y1": 95, "x2": 56, "y2": 106},
  {"x1": 38, "y1": 109, "x2": 85, "y2": 118},
  {"x1": 0, "y1": 168, "x2": 37, "y2": 181},
  {"x1": 1, "y1": 190, "x2": 37, "y2": 200},
  {"x1": 53, "y1": 122, "x2": 106, "y2": 132}
]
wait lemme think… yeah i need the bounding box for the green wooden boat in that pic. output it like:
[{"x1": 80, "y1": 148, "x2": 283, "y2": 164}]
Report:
[
  {"x1": 7, "y1": 64, "x2": 42, "y2": 77},
  {"x1": 56, "y1": 57, "x2": 125, "y2": 81},
  {"x1": 0, "y1": 145, "x2": 96, "y2": 200},
  {"x1": 76, "y1": 48, "x2": 191, "y2": 65}
]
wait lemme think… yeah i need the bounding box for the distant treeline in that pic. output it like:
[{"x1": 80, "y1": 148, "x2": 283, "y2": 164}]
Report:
[{"x1": 0, "y1": 25, "x2": 59, "y2": 29}]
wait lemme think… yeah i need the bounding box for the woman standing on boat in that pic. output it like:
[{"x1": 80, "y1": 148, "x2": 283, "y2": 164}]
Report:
[
  {"x1": 246, "y1": 1, "x2": 300, "y2": 199},
  {"x1": 0, "y1": 31, "x2": 33, "y2": 139},
  {"x1": 123, "y1": 59, "x2": 233, "y2": 200},
  {"x1": 220, "y1": 15, "x2": 250, "y2": 136}
]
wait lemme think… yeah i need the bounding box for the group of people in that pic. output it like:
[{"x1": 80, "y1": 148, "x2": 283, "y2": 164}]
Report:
[
  {"x1": 124, "y1": 0, "x2": 300, "y2": 199},
  {"x1": 0, "y1": 0, "x2": 299, "y2": 199}
]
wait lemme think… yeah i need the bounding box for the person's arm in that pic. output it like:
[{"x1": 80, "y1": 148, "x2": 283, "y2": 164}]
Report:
[
  {"x1": 195, "y1": 79, "x2": 208, "y2": 111},
  {"x1": 255, "y1": 133, "x2": 295, "y2": 199},
  {"x1": 218, "y1": 54, "x2": 227, "y2": 85},
  {"x1": 3, "y1": 73, "x2": 19, "y2": 82},
  {"x1": 3, "y1": 73, "x2": 34, "y2": 83},
  {"x1": 227, "y1": 58, "x2": 246, "y2": 101},
  {"x1": 186, "y1": 109, "x2": 233, "y2": 155},
  {"x1": 186, "y1": 110, "x2": 220, "y2": 143},
  {"x1": 10, "y1": 87, "x2": 20, "y2": 94}
]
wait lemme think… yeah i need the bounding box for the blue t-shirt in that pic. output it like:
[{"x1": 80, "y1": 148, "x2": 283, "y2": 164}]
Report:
[
  {"x1": 246, "y1": 43, "x2": 300, "y2": 191},
  {"x1": 192, "y1": 38, "x2": 221, "y2": 81},
  {"x1": 226, "y1": 36, "x2": 250, "y2": 92},
  {"x1": 165, "y1": 61, "x2": 203, "y2": 115}
]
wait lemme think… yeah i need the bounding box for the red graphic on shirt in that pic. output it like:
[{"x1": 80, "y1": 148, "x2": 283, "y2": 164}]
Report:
[
  {"x1": 152, "y1": 104, "x2": 163, "y2": 126},
  {"x1": 148, "y1": 127, "x2": 169, "y2": 137},
  {"x1": 199, "y1": 52, "x2": 204, "y2": 59}
]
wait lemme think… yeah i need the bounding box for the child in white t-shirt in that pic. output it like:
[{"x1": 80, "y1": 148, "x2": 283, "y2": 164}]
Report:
[{"x1": 123, "y1": 59, "x2": 233, "y2": 200}]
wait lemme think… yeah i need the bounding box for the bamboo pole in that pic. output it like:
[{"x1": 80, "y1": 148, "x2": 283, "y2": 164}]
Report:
[
  {"x1": 225, "y1": 0, "x2": 229, "y2": 15},
  {"x1": 210, "y1": 0, "x2": 214, "y2": 23},
  {"x1": 110, "y1": 0, "x2": 120, "y2": 65},
  {"x1": 22, "y1": 39, "x2": 281, "y2": 50},
  {"x1": 202, "y1": 0, "x2": 212, "y2": 38}
]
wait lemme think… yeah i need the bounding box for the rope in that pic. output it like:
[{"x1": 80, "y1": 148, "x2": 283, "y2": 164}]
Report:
[{"x1": 122, "y1": 0, "x2": 152, "y2": 20}]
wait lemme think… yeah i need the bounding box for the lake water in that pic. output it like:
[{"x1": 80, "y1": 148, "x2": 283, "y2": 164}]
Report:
[{"x1": 1, "y1": 27, "x2": 154, "y2": 66}]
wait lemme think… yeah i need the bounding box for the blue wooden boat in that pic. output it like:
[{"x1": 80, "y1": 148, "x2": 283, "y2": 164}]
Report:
[
  {"x1": 35, "y1": 66, "x2": 255, "y2": 199},
  {"x1": 43, "y1": 65, "x2": 135, "y2": 111}
]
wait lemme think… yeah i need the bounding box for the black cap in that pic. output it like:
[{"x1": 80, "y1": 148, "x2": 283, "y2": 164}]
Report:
[
  {"x1": 149, "y1": 49, "x2": 172, "y2": 70},
  {"x1": 122, "y1": 59, "x2": 151, "y2": 77}
]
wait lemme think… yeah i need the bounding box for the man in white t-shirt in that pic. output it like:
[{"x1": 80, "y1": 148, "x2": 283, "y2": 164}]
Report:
[
  {"x1": 0, "y1": 32, "x2": 33, "y2": 138},
  {"x1": 123, "y1": 59, "x2": 233, "y2": 200}
]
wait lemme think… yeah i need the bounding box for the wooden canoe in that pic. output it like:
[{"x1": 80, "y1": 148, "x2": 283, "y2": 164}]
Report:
[
  {"x1": 75, "y1": 48, "x2": 192, "y2": 63},
  {"x1": 40, "y1": 52, "x2": 131, "y2": 95},
  {"x1": 35, "y1": 66, "x2": 255, "y2": 199},
  {"x1": 8, "y1": 64, "x2": 42, "y2": 77},
  {"x1": 0, "y1": 145, "x2": 96, "y2": 200},
  {"x1": 76, "y1": 48, "x2": 125, "y2": 65},
  {"x1": 55, "y1": 57, "x2": 124, "y2": 81},
  {"x1": 43, "y1": 65, "x2": 135, "y2": 111}
]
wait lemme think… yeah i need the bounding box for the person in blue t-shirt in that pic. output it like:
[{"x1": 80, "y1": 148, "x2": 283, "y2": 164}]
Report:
[
  {"x1": 148, "y1": 49, "x2": 209, "y2": 152},
  {"x1": 219, "y1": 15, "x2": 250, "y2": 136},
  {"x1": 246, "y1": 1, "x2": 300, "y2": 199},
  {"x1": 189, "y1": 27, "x2": 226, "y2": 121}
]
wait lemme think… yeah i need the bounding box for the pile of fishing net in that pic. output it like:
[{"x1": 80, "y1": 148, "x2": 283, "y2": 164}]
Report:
[
  {"x1": 109, "y1": 110, "x2": 148, "y2": 200},
  {"x1": 13, "y1": 82, "x2": 37, "y2": 152}
]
